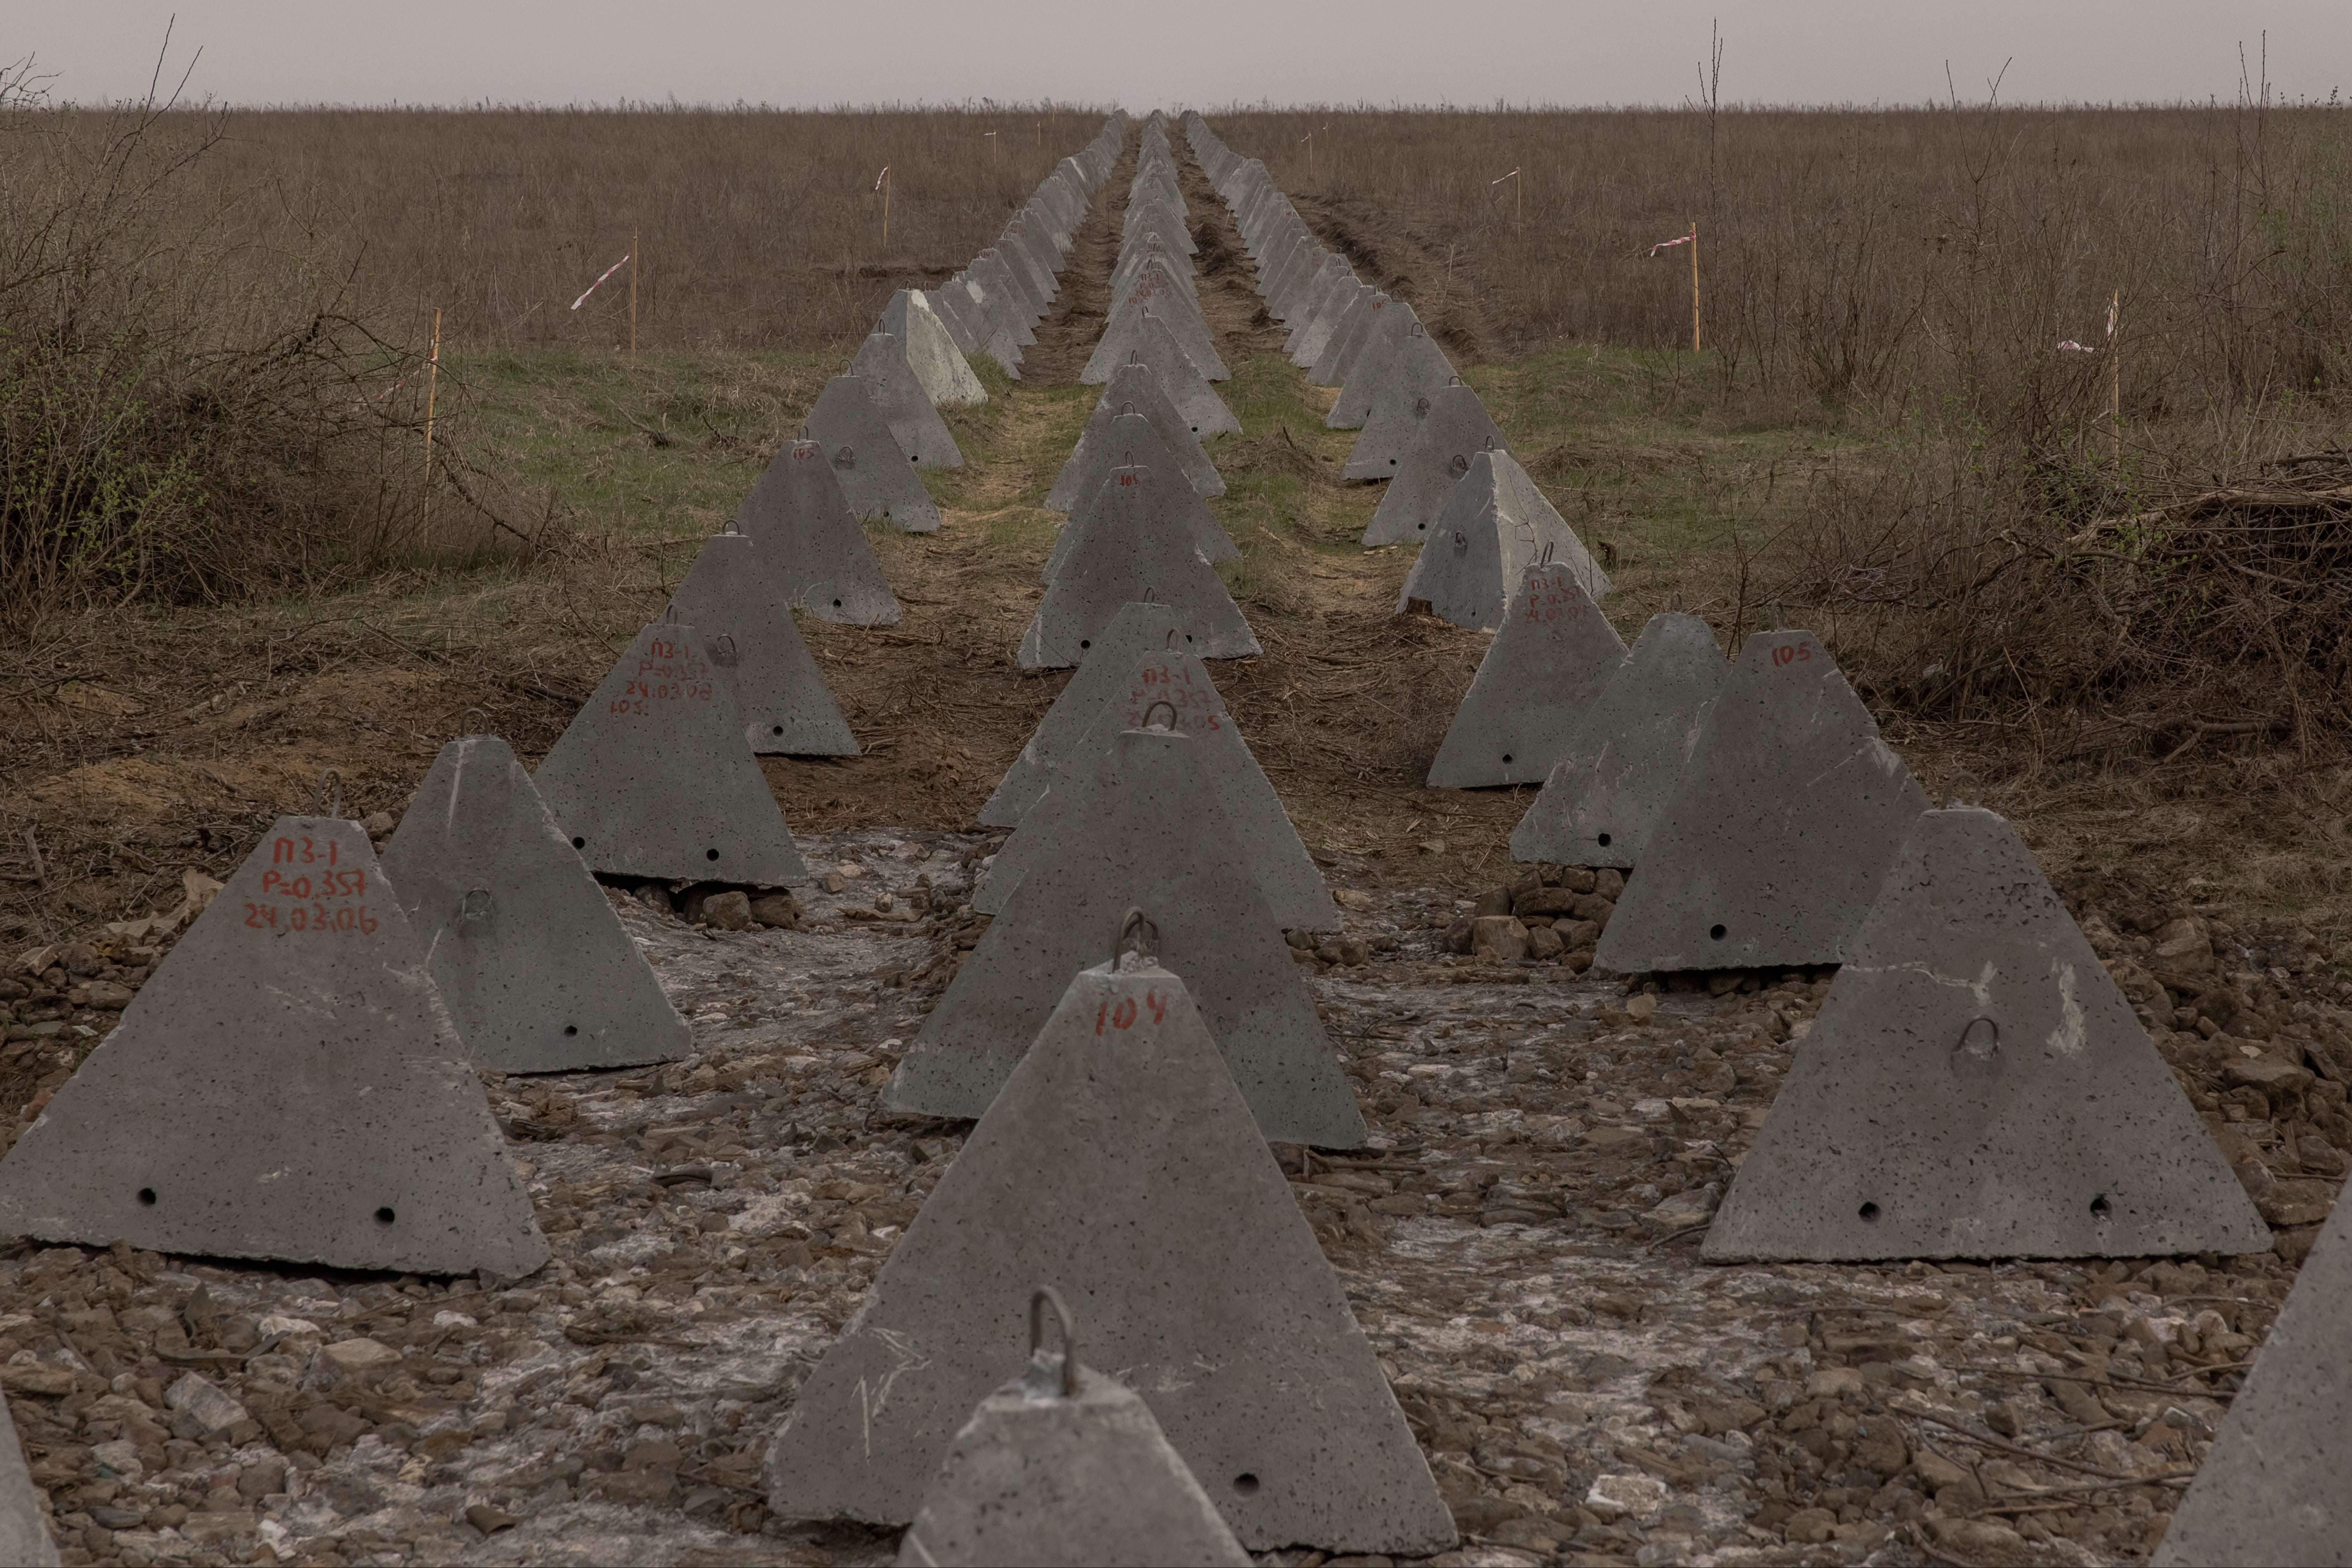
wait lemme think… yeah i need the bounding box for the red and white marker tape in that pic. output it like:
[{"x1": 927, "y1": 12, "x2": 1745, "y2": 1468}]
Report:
[
  {"x1": 874, "y1": 164, "x2": 891, "y2": 191},
  {"x1": 1648, "y1": 233, "x2": 1694, "y2": 256},
  {"x1": 570, "y1": 251, "x2": 633, "y2": 312}
]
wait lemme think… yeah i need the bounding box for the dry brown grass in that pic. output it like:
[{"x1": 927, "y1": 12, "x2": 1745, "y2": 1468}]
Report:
[{"x1": 191, "y1": 103, "x2": 1109, "y2": 353}]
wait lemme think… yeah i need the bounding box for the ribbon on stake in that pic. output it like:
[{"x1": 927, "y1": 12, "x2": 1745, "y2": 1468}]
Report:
[
  {"x1": 874, "y1": 164, "x2": 891, "y2": 192},
  {"x1": 1647, "y1": 233, "x2": 1694, "y2": 257},
  {"x1": 2058, "y1": 296, "x2": 2119, "y2": 354},
  {"x1": 570, "y1": 250, "x2": 633, "y2": 312}
]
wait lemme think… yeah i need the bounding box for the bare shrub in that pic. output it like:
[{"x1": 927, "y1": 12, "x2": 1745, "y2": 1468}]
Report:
[{"x1": 0, "y1": 59, "x2": 479, "y2": 628}]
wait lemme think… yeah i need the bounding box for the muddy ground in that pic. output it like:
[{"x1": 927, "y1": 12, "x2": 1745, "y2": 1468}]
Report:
[{"x1": 0, "y1": 123, "x2": 2344, "y2": 1568}]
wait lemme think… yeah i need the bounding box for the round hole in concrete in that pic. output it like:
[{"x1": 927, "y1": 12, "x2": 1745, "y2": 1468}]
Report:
[
  {"x1": 1709, "y1": 923, "x2": 1727, "y2": 940},
  {"x1": 572, "y1": 836, "x2": 586, "y2": 849},
  {"x1": 564, "y1": 1025, "x2": 579, "y2": 1037},
  {"x1": 374, "y1": 1207, "x2": 397, "y2": 1226},
  {"x1": 706, "y1": 848, "x2": 720, "y2": 861},
  {"x1": 1597, "y1": 832, "x2": 1613, "y2": 847},
  {"x1": 1858, "y1": 1202, "x2": 1881, "y2": 1223},
  {"x1": 1079, "y1": 639, "x2": 1091, "y2": 650},
  {"x1": 2090, "y1": 1194, "x2": 2112, "y2": 1219},
  {"x1": 137, "y1": 1187, "x2": 157, "y2": 1207},
  {"x1": 1501, "y1": 753, "x2": 1513, "y2": 764},
  {"x1": 772, "y1": 725, "x2": 785, "y2": 736},
  {"x1": 1231, "y1": 1473, "x2": 1261, "y2": 1496}
]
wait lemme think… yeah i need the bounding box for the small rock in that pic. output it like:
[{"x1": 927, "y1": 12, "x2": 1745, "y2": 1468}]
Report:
[
  {"x1": 1625, "y1": 994, "x2": 1657, "y2": 1023},
  {"x1": 818, "y1": 871, "x2": 846, "y2": 893},
  {"x1": 467, "y1": 1503, "x2": 521, "y2": 1534},
  {"x1": 163, "y1": 1373, "x2": 248, "y2": 1435},
  {"x1": 320, "y1": 1337, "x2": 401, "y2": 1371},
  {"x1": 1585, "y1": 1471, "x2": 1666, "y2": 1523},
  {"x1": 2225, "y1": 1054, "x2": 2314, "y2": 1095},
  {"x1": 1643, "y1": 1189, "x2": 1718, "y2": 1230},
  {"x1": 361, "y1": 811, "x2": 396, "y2": 838},
  {"x1": 1594, "y1": 868, "x2": 1625, "y2": 898},
  {"x1": 1807, "y1": 1366, "x2": 1866, "y2": 1398},
  {"x1": 748, "y1": 892, "x2": 798, "y2": 928},
  {"x1": 1783, "y1": 1506, "x2": 1837, "y2": 1544},
  {"x1": 1473, "y1": 888, "x2": 1513, "y2": 918},
  {"x1": 1525, "y1": 925, "x2": 1565, "y2": 961},
  {"x1": 701, "y1": 890, "x2": 753, "y2": 931},
  {"x1": 1469, "y1": 916, "x2": 1527, "y2": 962},
  {"x1": 1333, "y1": 888, "x2": 1373, "y2": 910}
]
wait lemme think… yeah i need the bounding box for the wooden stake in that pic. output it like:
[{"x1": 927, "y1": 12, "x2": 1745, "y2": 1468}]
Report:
[
  {"x1": 2109, "y1": 290, "x2": 2122, "y2": 465},
  {"x1": 882, "y1": 167, "x2": 892, "y2": 248},
  {"x1": 985, "y1": 130, "x2": 997, "y2": 166},
  {"x1": 422, "y1": 307, "x2": 441, "y2": 532},
  {"x1": 628, "y1": 228, "x2": 639, "y2": 357},
  {"x1": 1690, "y1": 221, "x2": 1702, "y2": 353}
]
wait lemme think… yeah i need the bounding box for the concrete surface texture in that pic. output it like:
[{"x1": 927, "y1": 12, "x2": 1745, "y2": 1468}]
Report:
[
  {"x1": 972, "y1": 645, "x2": 1334, "y2": 931},
  {"x1": 1597, "y1": 629, "x2": 1931, "y2": 972},
  {"x1": 1705, "y1": 805, "x2": 2271, "y2": 1262},
  {"x1": 800, "y1": 375, "x2": 943, "y2": 534},
  {"x1": 531, "y1": 621, "x2": 810, "y2": 887},
  {"x1": 1017, "y1": 463, "x2": 1257, "y2": 669},
  {"x1": 879, "y1": 726, "x2": 1364, "y2": 1147},
  {"x1": 775, "y1": 955, "x2": 1445, "y2": 1549},
  {"x1": 381, "y1": 733, "x2": 692, "y2": 1073},
  {"x1": 0, "y1": 817, "x2": 548, "y2": 1277},
  {"x1": 1426, "y1": 564, "x2": 1629, "y2": 789},
  {"x1": 665, "y1": 531, "x2": 860, "y2": 757},
  {"x1": 1510, "y1": 609, "x2": 1727, "y2": 869},
  {"x1": 729, "y1": 438, "x2": 903, "y2": 625}
]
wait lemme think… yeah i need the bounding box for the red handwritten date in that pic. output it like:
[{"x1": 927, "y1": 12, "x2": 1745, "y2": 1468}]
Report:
[
  {"x1": 250, "y1": 837, "x2": 376, "y2": 934},
  {"x1": 610, "y1": 639, "x2": 714, "y2": 715},
  {"x1": 1520, "y1": 571, "x2": 1588, "y2": 624}
]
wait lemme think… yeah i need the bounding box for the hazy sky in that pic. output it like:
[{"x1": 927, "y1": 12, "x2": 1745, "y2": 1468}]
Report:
[{"x1": 9, "y1": 0, "x2": 2346, "y2": 109}]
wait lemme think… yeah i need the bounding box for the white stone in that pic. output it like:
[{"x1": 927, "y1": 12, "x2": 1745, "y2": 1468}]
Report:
[{"x1": 165, "y1": 1372, "x2": 249, "y2": 1434}]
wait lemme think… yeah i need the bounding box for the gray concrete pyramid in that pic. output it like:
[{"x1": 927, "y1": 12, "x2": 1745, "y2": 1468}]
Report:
[
  {"x1": 946, "y1": 275, "x2": 1022, "y2": 377},
  {"x1": 1299, "y1": 286, "x2": 1367, "y2": 384},
  {"x1": 1312, "y1": 290, "x2": 1392, "y2": 388},
  {"x1": 0, "y1": 815, "x2": 548, "y2": 1277},
  {"x1": 1363, "y1": 383, "x2": 1510, "y2": 546},
  {"x1": 1043, "y1": 419, "x2": 1235, "y2": 579},
  {"x1": 1046, "y1": 371, "x2": 1224, "y2": 511},
  {"x1": 1084, "y1": 260, "x2": 1228, "y2": 383},
  {"x1": 668, "y1": 531, "x2": 858, "y2": 756},
  {"x1": 1427, "y1": 563, "x2": 1627, "y2": 788},
  {"x1": 1339, "y1": 324, "x2": 1454, "y2": 467},
  {"x1": 1705, "y1": 805, "x2": 2270, "y2": 1261},
  {"x1": 776, "y1": 952, "x2": 1446, "y2": 1550},
  {"x1": 921, "y1": 286, "x2": 982, "y2": 355},
  {"x1": 2154, "y1": 1191, "x2": 2352, "y2": 1564},
  {"x1": 974, "y1": 250, "x2": 1043, "y2": 332},
  {"x1": 533, "y1": 621, "x2": 810, "y2": 886},
  {"x1": 978, "y1": 602, "x2": 1191, "y2": 827},
  {"x1": 1018, "y1": 463, "x2": 1257, "y2": 669},
  {"x1": 1511, "y1": 610, "x2": 1725, "y2": 868},
  {"x1": 1134, "y1": 311, "x2": 1240, "y2": 437},
  {"x1": 1596, "y1": 630, "x2": 1930, "y2": 971},
  {"x1": 382, "y1": 734, "x2": 692, "y2": 1073},
  {"x1": 975, "y1": 648, "x2": 1334, "y2": 930},
  {"x1": 895, "y1": 1302, "x2": 1251, "y2": 1568},
  {"x1": 847, "y1": 333, "x2": 964, "y2": 468},
  {"x1": 0, "y1": 1396, "x2": 56, "y2": 1566},
  {"x1": 801, "y1": 376, "x2": 941, "y2": 534},
  {"x1": 876, "y1": 290, "x2": 987, "y2": 408},
  {"x1": 1396, "y1": 448, "x2": 1610, "y2": 627},
  {"x1": 882, "y1": 726, "x2": 1363, "y2": 1147},
  {"x1": 732, "y1": 437, "x2": 902, "y2": 624}
]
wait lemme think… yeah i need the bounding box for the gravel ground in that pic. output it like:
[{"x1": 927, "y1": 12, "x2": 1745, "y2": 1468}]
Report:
[{"x1": 1, "y1": 827, "x2": 2343, "y2": 1568}]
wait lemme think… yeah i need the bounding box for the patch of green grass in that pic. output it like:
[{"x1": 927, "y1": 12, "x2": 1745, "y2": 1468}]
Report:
[{"x1": 444, "y1": 347, "x2": 847, "y2": 544}]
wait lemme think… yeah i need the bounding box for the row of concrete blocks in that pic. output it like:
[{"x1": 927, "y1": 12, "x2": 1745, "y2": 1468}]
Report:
[
  {"x1": 916, "y1": 113, "x2": 1128, "y2": 384},
  {"x1": 775, "y1": 114, "x2": 1131, "y2": 537},
  {"x1": 1181, "y1": 110, "x2": 2336, "y2": 1565}
]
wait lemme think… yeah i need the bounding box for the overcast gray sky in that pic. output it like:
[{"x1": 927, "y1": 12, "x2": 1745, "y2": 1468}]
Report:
[{"x1": 8, "y1": 0, "x2": 2345, "y2": 109}]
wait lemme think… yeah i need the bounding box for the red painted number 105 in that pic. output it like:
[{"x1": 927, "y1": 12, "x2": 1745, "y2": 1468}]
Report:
[{"x1": 1772, "y1": 641, "x2": 1814, "y2": 667}]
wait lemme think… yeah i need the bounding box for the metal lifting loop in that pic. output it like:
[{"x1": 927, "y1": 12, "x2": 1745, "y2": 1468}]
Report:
[
  {"x1": 1669, "y1": 590, "x2": 1685, "y2": 612},
  {"x1": 1949, "y1": 770, "x2": 1982, "y2": 809},
  {"x1": 1141, "y1": 699, "x2": 1178, "y2": 731},
  {"x1": 1029, "y1": 1285, "x2": 1079, "y2": 1399},
  {"x1": 459, "y1": 888, "x2": 494, "y2": 923},
  {"x1": 312, "y1": 769, "x2": 344, "y2": 820},
  {"x1": 1539, "y1": 541, "x2": 1556, "y2": 566},
  {"x1": 1113, "y1": 906, "x2": 1159, "y2": 969},
  {"x1": 460, "y1": 707, "x2": 489, "y2": 737}
]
